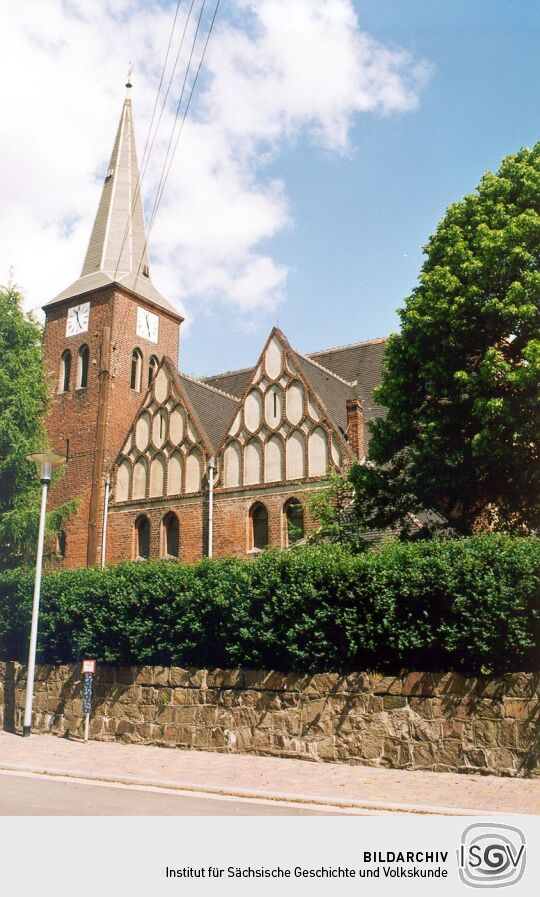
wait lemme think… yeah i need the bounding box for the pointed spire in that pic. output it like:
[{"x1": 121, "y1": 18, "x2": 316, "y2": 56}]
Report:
[
  {"x1": 81, "y1": 86, "x2": 149, "y2": 280},
  {"x1": 45, "y1": 87, "x2": 180, "y2": 317}
]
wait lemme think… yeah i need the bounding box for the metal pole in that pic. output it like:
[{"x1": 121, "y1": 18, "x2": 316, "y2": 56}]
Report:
[
  {"x1": 22, "y1": 474, "x2": 49, "y2": 736},
  {"x1": 84, "y1": 713, "x2": 90, "y2": 743},
  {"x1": 208, "y1": 457, "x2": 215, "y2": 558},
  {"x1": 100, "y1": 474, "x2": 110, "y2": 568}
]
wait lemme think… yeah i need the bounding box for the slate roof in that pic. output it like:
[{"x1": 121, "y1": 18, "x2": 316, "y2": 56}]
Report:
[
  {"x1": 290, "y1": 350, "x2": 355, "y2": 435},
  {"x1": 309, "y1": 338, "x2": 387, "y2": 420},
  {"x1": 174, "y1": 371, "x2": 238, "y2": 455},
  {"x1": 203, "y1": 366, "x2": 253, "y2": 399},
  {"x1": 202, "y1": 336, "x2": 387, "y2": 425}
]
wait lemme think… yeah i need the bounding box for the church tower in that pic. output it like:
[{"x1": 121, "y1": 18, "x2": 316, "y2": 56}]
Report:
[{"x1": 42, "y1": 83, "x2": 182, "y2": 568}]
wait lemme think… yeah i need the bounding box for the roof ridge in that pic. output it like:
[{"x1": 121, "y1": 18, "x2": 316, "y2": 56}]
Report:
[
  {"x1": 203, "y1": 364, "x2": 254, "y2": 381},
  {"x1": 293, "y1": 349, "x2": 357, "y2": 387},
  {"x1": 178, "y1": 370, "x2": 240, "y2": 402},
  {"x1": 309, "y1": 336, "x2": 387, "y2": 356}
]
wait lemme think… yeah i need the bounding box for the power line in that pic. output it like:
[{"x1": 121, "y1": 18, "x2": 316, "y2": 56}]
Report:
[
  {"x1": 114, "y1": 0, "x2": 184, "y2": 280},
  {"x1": 136, "y1": 0, "x2": 222, "y2": 284}
]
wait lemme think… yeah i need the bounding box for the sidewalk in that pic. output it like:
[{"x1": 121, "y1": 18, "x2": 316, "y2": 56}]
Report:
[{"x1": 0, "y1": 731, "x2": 538, "y2": 815}]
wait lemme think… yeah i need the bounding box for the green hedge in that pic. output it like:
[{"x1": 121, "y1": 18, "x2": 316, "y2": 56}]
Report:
[{"x1": 1, "y1": 535, "x2": 539, "y2": 674}]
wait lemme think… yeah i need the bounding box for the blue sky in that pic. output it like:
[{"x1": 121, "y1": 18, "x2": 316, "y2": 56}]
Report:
[
  {"x1": 2, "y1": 1, "x2": 540, "y2": 378},
  {"x1": 184, "y1": 0, "x2": 540, "y2": 374}
]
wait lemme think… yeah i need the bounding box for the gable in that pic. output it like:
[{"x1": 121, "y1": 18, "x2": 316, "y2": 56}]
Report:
[
  {"x1": 112, "y1": 358, "x2": 212, "y2": 503},
  {"x1": 219, "y1": 330, "x2": 354, "y2": 488}
]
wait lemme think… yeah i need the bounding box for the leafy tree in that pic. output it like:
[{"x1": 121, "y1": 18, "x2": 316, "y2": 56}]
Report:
[
  {"x1": 363, "y1": 144, "x2": 540, "y2": 534},
  {"x1": 0, "y1": 281, "x2": 75, "y2": 569}
]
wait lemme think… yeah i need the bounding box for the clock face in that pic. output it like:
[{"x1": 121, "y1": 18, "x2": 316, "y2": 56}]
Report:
[
  {"x1": 66, "y1": 302, "x2": 90, "y2": 337},
  {"x1": 136, "y1": 306, "x2": 159, "y2": 344}
]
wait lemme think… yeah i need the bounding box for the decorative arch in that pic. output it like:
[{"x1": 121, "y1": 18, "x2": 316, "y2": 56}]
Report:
[
  {"x1": 162, "y1": 511, "x2": 180, "y2": 559},
  {"x1": 132, "y1": 457, "x2": 147, "y2": 500},
  {"x1": 223, "y1": 441, "x2": 241, "y2": 487},
  {"x1": 265, "y1": 435, "x2": 283, "y2": 483},
  {"x1": 167, "y1": 453, "x2": 183, "y2": 495},
  {"x1": 76, "y1": 344, "x2": 89, "y2": 389},
  {"x1": 59, "y1": 349, "x2": 71, "y2": 393},
  {"x1": 115, "y1": 459, "x2": 131, "y2": 502},
  {"x1": 148, "y1": 354, "x2": 159, "y2": 387},
  {"x1": 244, "y1": 439, "x2": 262, "y2": 485},
  {"x1": 185, "y1": 449, "x2": 202, "y2": 493},
  {"x1": 283, "y1": 498, "x2": 304, "y2": 546},
  {"x1": 286, "y1": 430, "x2": 305, "y2": 480},
  {"x1": 134, "y1": 514, "x2": 150, "y2": 560},
  {"x1": 130, "y1": 348, "x2": 143, "y2": 392},
  {"x1": 149, "y1": 455, "x2": 165, "y2": 497},
  {"x1": 249, "y1": 501, "x2": 269, "y2": 551},
  {"x1": 308, "y1": 426, "x2": 328, "y2": 477}
]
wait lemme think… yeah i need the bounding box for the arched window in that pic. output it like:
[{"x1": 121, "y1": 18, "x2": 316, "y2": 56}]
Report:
[
  {"x1": 284, "y1": 499, "x2": 304, "y2": 546},
  {"x1": 162, "y1": 512, "x2": 179, "y2": 559},
  {"x1": 59, "y1": 350, "x2": 71, "y2": 393},
  {"x1": 57, "y1": 531, "x2": 66, "y2": 558},
  {"x1": 130, "y1": 348, "x2": 143, "y2": 392},
  {"x1": 148, "y1": 355, "x2": 159, "y2": 387},
  {"x1": 250, "y1": 502, "x2": 269, "y2": 551},
  {"x1": 77, "y1": 344, "x2": 89, "y2": 389},
  {"x1": 134, "y1": 515, "x2": 150, "y2": 560}
]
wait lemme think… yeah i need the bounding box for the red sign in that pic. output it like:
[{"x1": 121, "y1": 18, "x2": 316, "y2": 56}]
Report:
[{"x1": 82, "y1": 659, "x2": 96, "y2": 674}]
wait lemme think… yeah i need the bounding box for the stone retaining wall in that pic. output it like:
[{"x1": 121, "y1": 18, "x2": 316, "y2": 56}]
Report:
[{"x1": 1, "y1": 663, "x2": 538, "y2": 777}]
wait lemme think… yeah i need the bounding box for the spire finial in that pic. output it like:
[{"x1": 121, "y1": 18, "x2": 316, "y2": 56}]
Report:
[{"x1": 125, "y1": 62, "x2": 133, "y2": 92}]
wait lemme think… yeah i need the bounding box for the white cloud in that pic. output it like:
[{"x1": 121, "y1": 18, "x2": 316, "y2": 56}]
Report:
[{"x1": 0, "y1": 0, "x2": 430, "y2": 324}]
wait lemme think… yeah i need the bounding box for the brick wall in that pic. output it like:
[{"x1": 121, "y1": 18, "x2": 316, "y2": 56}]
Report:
[
  {"x1": 42, "y1": 285, "x2": 181, "y2": 568},
  {"x1": 106, "y1": 483, "x2": 319, "y2": 563},
  {"x1": 2, "y1": 663, "x2": 538, "y2": 778}
]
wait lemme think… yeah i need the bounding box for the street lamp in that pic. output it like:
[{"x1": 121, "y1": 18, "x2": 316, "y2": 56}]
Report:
[{"x1": 23, "y1": 451, "x2": 64, "y2": 737}]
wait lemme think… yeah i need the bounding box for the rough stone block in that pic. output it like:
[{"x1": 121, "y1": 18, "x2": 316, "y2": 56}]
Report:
[
  {"x1": 382, "y1": 737, "x2": 401, "y2": 766},
  {"x1": 474, "y1": 719, "x2": 498, "y2": 747},
  {"x1": 504, "y1": 700, "x2": 534, "y2": 720},
  {"x1": 411, "y1": 742, "x2": 438, "y2": 769},
  {"x1": 304, "y1": 673, "x2": 341, "y2": 695},
  {"x1": 431, "y1": 672, "x2": 468, "y2": 696},
  {"x1": 402, "y1": 673, "x2": 434, "y2": 696},
  {"x1": 502, "y1": 673, "x2": 540, "y2": 698},
  {"x1": 360, "y1": 733, "x2": 384, "y2": 759},
  {"x1": 438, "y1": 740, "x2": 464, "y2": 768},
  {"x1": 383, "y1": 695, "x2": 407, "y2": 710},
  {"x1": 463, "y1": 748, "x2": 487, "y2": 768},
  {"x1": 207, "y1": 669, "x2": 245, "y2": 689},
  {"x1": 169, "y1": 668, "x2": 207, "y2": 689},
  {"x1": 115, "y1": 666, "x2": 141, "y2": 685},
  {"x1": 370, "y1": 676, "x2": 403, "y2": 695},
  {"x1": 486, "y1": 748, "x2": 516, "y2": 773},
  {"x1": 343, "y1": 673, "x2": 371, "y2": 693},
  {"x1": 116, "y1": 719, "x2": 135, "y2": 736},
  {"x1": 315, "y1": 737, "x2": 336, "y2": 760}
]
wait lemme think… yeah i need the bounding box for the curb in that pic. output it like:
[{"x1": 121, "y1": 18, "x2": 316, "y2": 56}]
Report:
[{"x1": 0, "y1": 763, "x2": 500, "y2": 816}]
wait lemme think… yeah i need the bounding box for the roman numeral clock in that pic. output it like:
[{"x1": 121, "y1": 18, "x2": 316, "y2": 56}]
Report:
[{"x1": 136, "y1": 306, "x2": 159, "y2": 343}]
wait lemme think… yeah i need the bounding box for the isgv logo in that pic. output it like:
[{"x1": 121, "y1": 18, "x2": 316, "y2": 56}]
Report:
[{"x1": 458, "y1": 823, "x2": 526, "y2": 888}]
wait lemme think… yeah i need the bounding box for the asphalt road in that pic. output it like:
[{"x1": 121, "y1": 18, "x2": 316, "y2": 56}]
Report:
[{"x1": 0, "y1": 772, "x2": 340, "y2": 815}]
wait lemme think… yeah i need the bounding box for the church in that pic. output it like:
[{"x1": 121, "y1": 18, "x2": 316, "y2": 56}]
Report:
[{"x1": 42, "y1": 87, "x2": 386, "y2": 569}]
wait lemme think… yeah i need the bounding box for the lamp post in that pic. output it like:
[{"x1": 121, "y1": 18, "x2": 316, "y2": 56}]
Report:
[{"x1": 23, "y1": 451, "x2": 64, "y2": 737}]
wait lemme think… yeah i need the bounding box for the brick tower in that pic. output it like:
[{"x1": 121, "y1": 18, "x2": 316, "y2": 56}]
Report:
[{"x1": 42, "y1": 83, "x2": 182, "y2": 568}]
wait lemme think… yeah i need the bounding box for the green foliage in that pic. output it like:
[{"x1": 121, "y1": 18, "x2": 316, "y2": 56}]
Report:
[
  {"x1": 368, "y1": 145, "x2": 540, "y2": 534},
  {"x1": 1, "y1": 536, "x2": 538, "y2": 674},
  {"x1": 306, "y1": 471, "x2": 360, "y2": 546},
  {"x1": 0, "y1": 282, "x2": 76, "y2": 569}
]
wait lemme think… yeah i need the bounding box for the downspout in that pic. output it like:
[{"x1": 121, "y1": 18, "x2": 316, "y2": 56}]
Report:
[
  {"x1": 208, "y1": 456, "x2": 215, "y2": 558},
  {"x1": 100, "y1": 473, "x2": 110, "y2": 568}
]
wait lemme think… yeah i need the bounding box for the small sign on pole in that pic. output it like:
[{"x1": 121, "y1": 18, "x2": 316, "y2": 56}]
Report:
[{"x1": 81, "y1": 659, "x2": 96, "y2": 742}]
